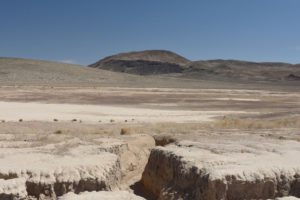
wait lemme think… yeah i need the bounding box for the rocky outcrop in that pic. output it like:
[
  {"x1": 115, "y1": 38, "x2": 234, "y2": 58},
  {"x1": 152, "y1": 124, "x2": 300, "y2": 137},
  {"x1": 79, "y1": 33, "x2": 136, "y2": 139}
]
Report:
[
  {"x1": 141, "y1": 135, "x2": 300, "y2": 200},
  {"x1": 59, "y1": 191, "x2": 146, "y2": 200},
  {"x1": 0, "y1": 151, "x2": 121, "y2": 199},
  {"x1": 0, "y1": 178, "x2": 27, "y2": 200},
  {"x1": 0, "y1": 134, "x2": 155, "y2": 200}
]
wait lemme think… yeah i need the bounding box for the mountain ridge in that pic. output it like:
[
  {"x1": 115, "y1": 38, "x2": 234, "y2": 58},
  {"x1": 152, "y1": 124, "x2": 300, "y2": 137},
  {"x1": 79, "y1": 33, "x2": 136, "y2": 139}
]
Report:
[{"x1": 88, "y1": 50, "x2": 300, "y2": 83}]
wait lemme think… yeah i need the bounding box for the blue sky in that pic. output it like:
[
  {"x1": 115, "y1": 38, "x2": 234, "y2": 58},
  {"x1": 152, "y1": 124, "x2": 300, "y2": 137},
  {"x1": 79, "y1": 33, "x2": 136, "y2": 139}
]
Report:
[{"x1": 1, "y1": 0, "x2": 300, "y2": 65}]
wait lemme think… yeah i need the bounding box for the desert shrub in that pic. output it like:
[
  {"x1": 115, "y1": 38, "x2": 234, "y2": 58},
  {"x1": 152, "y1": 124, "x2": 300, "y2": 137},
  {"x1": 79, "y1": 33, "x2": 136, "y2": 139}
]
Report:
[
  {"x1": 19, "y1": 119, "x2": 23, "y2": 122},
  {"x1": 71, "y1": 119, "x2": 77, "y2": 122},
  {"x1": 54, "y1": 130, "x2": 62, "y2": 134},
  {"x1": 120, "y1": 127, "x2": 132, "y2": 135},
  {"x1": 53, "y1": 118, "x2": 58, "y2": 122},
  {"x1": 110, "y1": 119, "x2": 115, "y2": 123}
]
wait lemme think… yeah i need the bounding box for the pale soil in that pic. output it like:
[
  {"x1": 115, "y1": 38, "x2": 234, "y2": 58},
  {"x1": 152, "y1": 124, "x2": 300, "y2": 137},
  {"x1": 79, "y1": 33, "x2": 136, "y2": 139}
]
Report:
[
  {"x1": 59, "y1": 191, "x2": 146, "y2": 200},
  {"x1": 0, "y1": 86, "x2": 299, "y2": 199},
  {"x1": 142, "y1": 133, "x2": 300, "y2": 199},
  {"x1": 0, "y1": 101, "x2": 251, "y2": 123},
  {"x1": 0, "y1": 133, "x2": 154, "y2": 199}
]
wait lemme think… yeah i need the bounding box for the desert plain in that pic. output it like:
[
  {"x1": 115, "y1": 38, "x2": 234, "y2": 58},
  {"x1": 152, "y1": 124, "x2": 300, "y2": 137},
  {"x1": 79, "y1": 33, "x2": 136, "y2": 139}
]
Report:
[
  {"x1": 0, "y1": 52, "x2": 300, "y2": 200},
  {"x1": 0, "y1": 85, "x2": 300, "y2": 200}
]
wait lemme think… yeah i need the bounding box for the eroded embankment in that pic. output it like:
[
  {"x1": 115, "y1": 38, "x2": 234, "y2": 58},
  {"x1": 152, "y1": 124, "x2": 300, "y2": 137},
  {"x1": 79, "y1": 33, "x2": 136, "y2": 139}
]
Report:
[
  {"x1": 0, "y1": 134, "x2": 155, "y2": 200},
  {"x1": 141, "y1": 135, "x2": 300, "y2": 200}
]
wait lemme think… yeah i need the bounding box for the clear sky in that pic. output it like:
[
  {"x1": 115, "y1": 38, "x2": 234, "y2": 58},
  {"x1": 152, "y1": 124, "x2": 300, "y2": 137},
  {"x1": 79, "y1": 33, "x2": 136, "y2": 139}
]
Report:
[{"x1": 1, "y1": 0, "x2": 300, "y2": 65}]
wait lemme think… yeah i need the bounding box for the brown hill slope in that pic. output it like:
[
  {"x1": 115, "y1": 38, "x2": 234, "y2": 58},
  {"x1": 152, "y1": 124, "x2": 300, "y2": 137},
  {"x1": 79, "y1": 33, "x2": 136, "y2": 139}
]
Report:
[
  {"x1": 0, "y1": 57, "x2": 211, "y2": 88},
  {"x1": 89, "y1": 50, "x2": 190, "y2": 75},
  {"x1": 90, "y1": 50, "x2": 190, "y2": 67},
  {"x1": 0, "y1": 57, "x2": 150, "y2": 87},
  {"x1": 89, "y1": 50, "x2": 300, "y2": 84}
]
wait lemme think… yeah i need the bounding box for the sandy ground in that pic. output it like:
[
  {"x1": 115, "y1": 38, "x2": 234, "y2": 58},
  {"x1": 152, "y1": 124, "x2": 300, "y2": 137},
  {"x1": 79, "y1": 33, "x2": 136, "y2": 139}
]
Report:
[
  {"x1": 0, "y1": 101, "x2": 253, "y2": 123},
  {"x1": 0, "y1": 86, "x2": 299, "y2": 199}
]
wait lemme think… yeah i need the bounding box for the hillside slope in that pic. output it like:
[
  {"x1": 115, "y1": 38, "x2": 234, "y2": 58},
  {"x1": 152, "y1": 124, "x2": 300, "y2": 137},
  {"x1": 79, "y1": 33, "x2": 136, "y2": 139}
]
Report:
[
  {"x1": 90, "y1": 50, "x2": 190, "y2": 67},
  {"x1": 0, "y1": 57, "x2": 210, "y2": 88},
  {"x1": 0, "y1": 55, "x2": 299, "y2": 90},
  {"x1": 89, "y1": 50, "x2": 300, "y2": 83},
  {"x1": 89, "y1": 50, "x2": 190, "y2": 75},
  {"x1": 0, "y1": 57, "x2": 146, "y2": 87}
]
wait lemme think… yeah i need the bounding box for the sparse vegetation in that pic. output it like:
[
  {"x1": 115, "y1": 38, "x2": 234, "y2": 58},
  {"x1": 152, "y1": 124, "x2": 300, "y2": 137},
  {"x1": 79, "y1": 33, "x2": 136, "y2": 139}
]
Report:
[
  {"x1": 71, "y1": 119, "x2": 77, "y2": 122},
  {"x1": 54, "y1": 130, "x2": 62, "y2": 134},
  {"x1": 19, "y1": 119, "x2": 23, "y2": 122},
  {"x1": 213, "y1": 119, "x2": 300, "y2": 129},
  {"x1": 92, "y1": 130, "x2": 102, "y2": 135},
  {"x1": 53, "y1": 118, "x2": 58, "y2": 122},
  {"x1": 120, "y1": 127, "x2": 132, "y2": 135}
]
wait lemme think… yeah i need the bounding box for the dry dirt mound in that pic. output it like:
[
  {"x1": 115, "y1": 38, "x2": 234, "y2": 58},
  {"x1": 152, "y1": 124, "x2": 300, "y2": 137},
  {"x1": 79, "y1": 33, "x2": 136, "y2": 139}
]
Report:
[
  {"x1": 0, "y1": 133, "x2": 155, "y2": 200},
  {"x1": 0, "y1": 178, "x2": 27, "y2": 200},
  {"x1": 141, "y1": 134, "x2": 300, "y2": 200}
]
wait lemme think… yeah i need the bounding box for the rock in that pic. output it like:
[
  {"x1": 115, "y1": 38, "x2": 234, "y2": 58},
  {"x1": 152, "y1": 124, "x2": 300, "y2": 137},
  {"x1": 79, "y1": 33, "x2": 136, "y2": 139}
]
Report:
[
  {"x1": 153, "y1": 134, "x2": 177, "y2": 146},
  {"x1": 0, "y1": 178, "x2": 27, "y2": 200},
  {"x1": 0, "y1": 151, "x2": 120, "y2": 199},
  {"x1": 141, "y1": 134, "x2": 300, "y2": 200},
  {"x1": 0, "y1": 137, "x2": 123, "y2": 199},
  {"x1": 59, "y1": 191, "x2": 146, "y2": 200},
  {"x1": 0, "y1": 134, "x2": 155, "y2": 199}
]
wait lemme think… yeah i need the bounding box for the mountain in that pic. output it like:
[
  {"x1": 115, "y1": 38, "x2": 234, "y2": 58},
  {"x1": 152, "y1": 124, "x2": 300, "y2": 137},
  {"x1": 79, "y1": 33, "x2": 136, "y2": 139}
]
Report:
[
  {"x1": 89, "y1": 50, "x2": 300, "y2": 83},
  {"x1": 0, "y1": 57, "x2": 208, "y2": 88},
  {"x1": 1, "y1": 51, "x2": 299, "y2": 90},
  {"x1": 90, "y1": 50, "x2": 190, "y2": 67},
  {"x1": 89, "y1": 50, "x2": 190, "y2": 75}
]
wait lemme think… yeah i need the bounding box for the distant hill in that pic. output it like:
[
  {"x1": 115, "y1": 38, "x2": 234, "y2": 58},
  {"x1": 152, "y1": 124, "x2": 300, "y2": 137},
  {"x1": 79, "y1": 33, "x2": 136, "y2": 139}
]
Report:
[
  {"x1": 0, "y1": 57, "x2": 147, "y2": 87},
  {"x1": 0, "y1": 57, "x2": 210, "y2": 88},
  {"x1": 186, "y1": 59, "x2": 299, "y2": 82},
  {"x1": 89, "y1": 50, "x2": 190, "y2": 75},
  {"x1": 89, "y1": 50, "x2": 300, "y2": 83},
  {"x1": 90, "y1": 50, "x2": 190, "y2": 67},
  {"x1": 1, "y1": 52, "x2": 299, "y2": 90}
]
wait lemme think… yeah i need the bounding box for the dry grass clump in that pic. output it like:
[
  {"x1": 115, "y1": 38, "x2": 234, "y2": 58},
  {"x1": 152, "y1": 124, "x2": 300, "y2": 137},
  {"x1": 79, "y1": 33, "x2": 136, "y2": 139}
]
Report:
[
  {"x1": 1, "y1": 120, "x2": 5, "y2": 123},
  {"x1": 92, "y1": 130, "x2": 102, "y2": 135},
  {"x1": 53, "y1": 118, "x2": 58, "y2": 122},
  {"x1": 144, "y1": 118, "x2": 300, "y2": 135},
  {"x1": 71, "y1": 119, "x2": 77, "y2": 122},
  {"x1": 19, "y1": 119, "x2": 23, "y2": 122},
  {"x1": 54, "y1": 130, "x2": 62, "y2": 134},
  {"x1": 149, "y1": 122, "x2": 202, "y2": 134},
  {"x1": 214, "y1": 119, "x2": 300, "y2": 129},
  {"x1": 120, "y1": 127, "x2": 132, "y2": 135},
  {"x1": 110, "y1": 119, "x2": 115, "y2": 123}
]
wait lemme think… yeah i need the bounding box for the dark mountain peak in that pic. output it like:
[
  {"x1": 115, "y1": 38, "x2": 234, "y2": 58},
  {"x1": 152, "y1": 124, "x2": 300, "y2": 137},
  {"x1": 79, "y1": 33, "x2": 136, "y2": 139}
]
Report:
[{"x1": 89, "y1": 50, "x2": 190, "y2": 68}]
